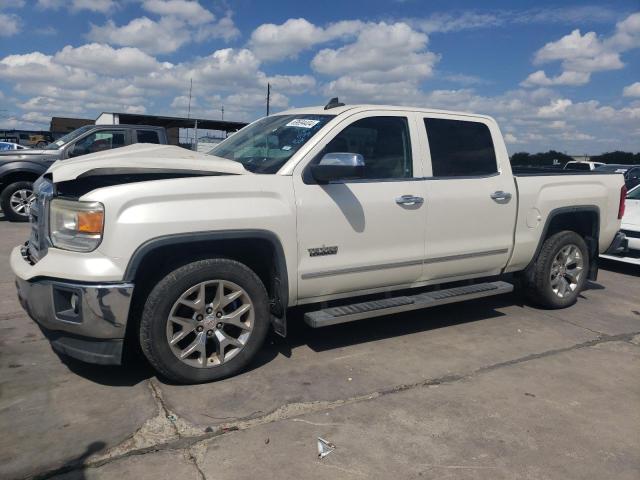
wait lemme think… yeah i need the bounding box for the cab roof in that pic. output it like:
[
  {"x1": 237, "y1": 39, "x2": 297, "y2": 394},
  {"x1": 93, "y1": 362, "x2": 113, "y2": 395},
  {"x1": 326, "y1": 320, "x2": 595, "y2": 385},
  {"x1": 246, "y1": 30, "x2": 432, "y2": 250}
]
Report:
[{"x1": 277, "y1": 104, "x2": 495, "y2": 122}]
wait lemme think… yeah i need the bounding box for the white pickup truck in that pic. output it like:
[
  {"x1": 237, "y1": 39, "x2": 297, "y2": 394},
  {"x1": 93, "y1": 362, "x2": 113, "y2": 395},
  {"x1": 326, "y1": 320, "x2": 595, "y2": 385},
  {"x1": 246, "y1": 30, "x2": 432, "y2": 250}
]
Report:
[{"x1": 11, "y1": 101, "x2": 627, "y2": 383}]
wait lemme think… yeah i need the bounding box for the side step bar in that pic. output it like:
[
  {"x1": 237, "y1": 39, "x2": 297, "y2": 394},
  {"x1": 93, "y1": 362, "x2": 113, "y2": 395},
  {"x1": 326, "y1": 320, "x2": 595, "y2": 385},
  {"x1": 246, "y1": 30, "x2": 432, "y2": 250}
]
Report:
[{"x1": 304, "y1": 281, "x2": 514, "y2": 328}]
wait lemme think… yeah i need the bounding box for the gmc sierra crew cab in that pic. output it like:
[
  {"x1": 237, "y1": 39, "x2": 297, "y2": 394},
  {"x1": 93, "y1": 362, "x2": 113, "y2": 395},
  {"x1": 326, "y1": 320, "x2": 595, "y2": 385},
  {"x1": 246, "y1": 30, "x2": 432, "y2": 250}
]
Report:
[
  {"x1": 11, "y1": 101, "x2": 627, "y2": 384},
  {"x1": 0, "y1": 124, "x2": 167, "y2": 221}
]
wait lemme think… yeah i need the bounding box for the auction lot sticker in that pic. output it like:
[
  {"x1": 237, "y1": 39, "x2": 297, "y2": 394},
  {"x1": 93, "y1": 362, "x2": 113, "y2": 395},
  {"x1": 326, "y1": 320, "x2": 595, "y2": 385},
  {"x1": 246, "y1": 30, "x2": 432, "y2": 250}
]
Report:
[{"x1": 286, "y1": 119, "x2": 320, "y2": 128}]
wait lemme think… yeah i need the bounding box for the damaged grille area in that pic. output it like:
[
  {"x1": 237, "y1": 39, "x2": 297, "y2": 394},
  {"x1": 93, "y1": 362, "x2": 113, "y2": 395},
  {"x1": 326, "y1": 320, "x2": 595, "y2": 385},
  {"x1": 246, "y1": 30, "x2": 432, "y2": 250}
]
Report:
[{"x1": 26, "y1": 177, "x2": 54, "y2": 264}]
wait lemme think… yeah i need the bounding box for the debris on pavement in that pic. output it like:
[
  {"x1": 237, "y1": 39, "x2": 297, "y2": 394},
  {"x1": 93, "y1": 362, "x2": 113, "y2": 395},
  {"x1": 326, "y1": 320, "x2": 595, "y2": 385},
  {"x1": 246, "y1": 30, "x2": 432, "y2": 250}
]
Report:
[{"x1": 317, "y1": 437, "x2": 336, "y2": 459}]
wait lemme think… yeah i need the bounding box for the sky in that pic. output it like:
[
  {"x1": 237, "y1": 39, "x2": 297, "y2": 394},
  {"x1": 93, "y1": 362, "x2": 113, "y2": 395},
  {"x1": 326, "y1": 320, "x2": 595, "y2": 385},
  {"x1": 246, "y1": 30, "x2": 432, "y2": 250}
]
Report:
[{"x1": 0, "y1": 0, "x2": 639, "y2": 154}]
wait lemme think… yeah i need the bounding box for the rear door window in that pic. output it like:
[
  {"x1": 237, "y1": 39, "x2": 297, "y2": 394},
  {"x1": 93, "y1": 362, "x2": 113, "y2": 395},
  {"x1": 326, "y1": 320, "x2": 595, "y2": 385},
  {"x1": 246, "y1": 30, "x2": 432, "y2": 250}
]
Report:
[
  {"x1": 137, "y1": 130, "x2": 161, "y2": 144},
  {"x1": 424, "y1": 118, "x2": 497, "y2": 177}
]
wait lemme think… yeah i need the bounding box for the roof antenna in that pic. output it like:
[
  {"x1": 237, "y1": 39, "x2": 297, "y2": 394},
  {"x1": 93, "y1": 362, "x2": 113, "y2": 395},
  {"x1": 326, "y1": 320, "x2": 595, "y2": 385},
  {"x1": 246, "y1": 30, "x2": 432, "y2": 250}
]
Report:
[{"x1": 324, "y1": 97, "x2": 345, "y2": 110}]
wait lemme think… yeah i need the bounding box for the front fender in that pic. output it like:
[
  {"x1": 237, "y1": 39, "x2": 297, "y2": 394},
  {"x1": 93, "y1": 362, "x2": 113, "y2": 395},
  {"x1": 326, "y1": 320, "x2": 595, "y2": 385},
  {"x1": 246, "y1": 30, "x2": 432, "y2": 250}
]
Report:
[{"x1": 0, "y1": 161, "x2": 49, "y2": 185}]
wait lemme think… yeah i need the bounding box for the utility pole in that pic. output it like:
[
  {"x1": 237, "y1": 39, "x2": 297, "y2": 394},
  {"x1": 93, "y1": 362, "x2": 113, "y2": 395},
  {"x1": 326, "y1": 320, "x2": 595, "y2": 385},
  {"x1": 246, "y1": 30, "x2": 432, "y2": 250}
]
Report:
[
  {"x1": 221, "y1": 105, "x2": 224, "y2": 121},
  {"x1": 266, "y1": 83, "x2": 270, "y2": 116},
  {"x1": 187, "y1": 78, "x2": 193, "y2": 119}
]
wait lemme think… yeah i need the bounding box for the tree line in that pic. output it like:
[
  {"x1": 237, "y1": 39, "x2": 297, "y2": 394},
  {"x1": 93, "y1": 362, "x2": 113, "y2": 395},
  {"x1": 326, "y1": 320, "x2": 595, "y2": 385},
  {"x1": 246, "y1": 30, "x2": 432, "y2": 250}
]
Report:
[{"x1": 510, "y1": 151, "x2": 640, "y2": 166}]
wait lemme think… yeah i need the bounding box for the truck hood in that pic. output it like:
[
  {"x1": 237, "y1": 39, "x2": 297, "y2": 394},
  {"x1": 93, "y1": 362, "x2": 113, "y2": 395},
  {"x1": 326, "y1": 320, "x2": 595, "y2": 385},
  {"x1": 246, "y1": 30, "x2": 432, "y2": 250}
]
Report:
[
  {"x1": 47, "y1": 143, "x2": 248, "y2": 183},
  {"x1": 0, "y1": 149, "x2": 61, "y2": 162}
]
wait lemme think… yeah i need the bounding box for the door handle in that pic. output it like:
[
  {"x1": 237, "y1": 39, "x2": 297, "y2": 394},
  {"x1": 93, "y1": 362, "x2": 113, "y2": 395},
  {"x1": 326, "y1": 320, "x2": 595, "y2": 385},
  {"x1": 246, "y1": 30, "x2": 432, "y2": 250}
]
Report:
[
  {"x1": 396, "y1": 195, "x2": 424, "y2": 206},
  {"x1": 490, "y1": 191, "x2": 512, "y2": 202}
]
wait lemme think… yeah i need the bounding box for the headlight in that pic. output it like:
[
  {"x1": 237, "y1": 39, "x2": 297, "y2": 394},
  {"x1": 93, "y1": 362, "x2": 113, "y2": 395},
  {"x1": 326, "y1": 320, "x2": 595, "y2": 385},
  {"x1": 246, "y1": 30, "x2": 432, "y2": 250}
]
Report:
[{"x1": 49, "y1": 199, "x2": 104, "y2": 252}]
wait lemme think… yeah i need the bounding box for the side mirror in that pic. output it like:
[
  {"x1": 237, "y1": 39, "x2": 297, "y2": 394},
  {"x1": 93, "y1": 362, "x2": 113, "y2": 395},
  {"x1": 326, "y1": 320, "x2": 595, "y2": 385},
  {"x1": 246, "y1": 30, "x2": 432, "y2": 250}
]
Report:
[
  {"x1": 310, "y1": 152, "x2": 365, "y2": 184},
  {"x1": 68, "y1": 143, "x2": 87, "y2": 158}
]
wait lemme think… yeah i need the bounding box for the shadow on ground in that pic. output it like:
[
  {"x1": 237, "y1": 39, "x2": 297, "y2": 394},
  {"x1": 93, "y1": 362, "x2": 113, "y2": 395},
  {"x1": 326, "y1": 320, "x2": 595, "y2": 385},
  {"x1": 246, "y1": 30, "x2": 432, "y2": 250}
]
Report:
[
  {"x1": 599, "y1": 257, "x2": 640, "y2": 276},
  {"x1": 51, "y1": 279, "x2": 612, "y2": 388}
]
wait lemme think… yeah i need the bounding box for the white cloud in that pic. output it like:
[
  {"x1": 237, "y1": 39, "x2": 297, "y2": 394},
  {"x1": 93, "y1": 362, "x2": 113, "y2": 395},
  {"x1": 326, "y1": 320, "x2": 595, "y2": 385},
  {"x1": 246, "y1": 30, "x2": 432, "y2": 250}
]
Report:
[
  {"x1": 523, "y1": 12, "x2": 640, "y2": 87},
  {"x1": 54, "y1": 43, "x2": 165, "y2": 76},
  {"x1": 88, "y1": 7, "x2": 239, "y2": 55},
  {"x1": 22, "y1": 111, "x2": 50, "y2": 123},
  {"x1": 37, "y1": 0, "x2": 116, "y2": 13},
  {"x1": 414, "y1": 12, "x2": 501, "y2": 34},
  {"x1": 0, "y1": 0, "x2": 26, "y2": 8},
  {"x1": 266, "y1": 74, "x2": 316, "y2": 94},
  {"x1": 623, "y1": 82, "x2": 640, "y2": 97},
  {"x1": 521, "y1": 70, "x2": 590, "y2": 87},
  {"x1": 534, "y1": 29, "x2": 624, "y2": 72},
  {"x1": 504, "y1": 133, "x2": 520, "y2": 144},
  {"x1": 88, "y1": 17, "x2": 191, "y2": 55},
  {"x1": 412, "y1": 6, "x2": 618, "y2": 34},
  {"x1": 537, "y1": 98, "x2": 573, "y2": 118},
  {"x1": 142, "y1": 0, "x2": 214, "y2": 25},
  {"x1": 311, "y1": 22, "x2": 438, "y2": 104},
  {"x1": 248, "y1": 18, "x2": 363, "y2": 61},
  {"x1": 0, "y1": 13, "x2": 21, "y2": 37}
]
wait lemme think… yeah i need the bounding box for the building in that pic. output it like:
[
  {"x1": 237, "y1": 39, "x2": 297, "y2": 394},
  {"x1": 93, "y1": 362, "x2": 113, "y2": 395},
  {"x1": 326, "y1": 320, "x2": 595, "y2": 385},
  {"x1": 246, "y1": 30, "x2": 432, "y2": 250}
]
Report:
[
  {"x1": 95, "y1": 112, "x2": 247, "y2": 148},
  {"x1": 50, "y1": 117, "x2": 94, "y2": 136}
]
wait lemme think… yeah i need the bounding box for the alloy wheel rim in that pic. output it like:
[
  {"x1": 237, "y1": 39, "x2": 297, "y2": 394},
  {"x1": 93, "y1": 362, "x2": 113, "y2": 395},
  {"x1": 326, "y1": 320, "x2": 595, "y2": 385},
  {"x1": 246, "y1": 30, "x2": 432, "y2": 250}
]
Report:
[
  {"x1": 9, "y1": 189, "x2": 35, "y2": 216},
  {"x1": 550, "y1": 244, "x2": 584, "y2": 298},
  {"x1": 166, "y1": 280, "x2": 254, "y2": 368}
]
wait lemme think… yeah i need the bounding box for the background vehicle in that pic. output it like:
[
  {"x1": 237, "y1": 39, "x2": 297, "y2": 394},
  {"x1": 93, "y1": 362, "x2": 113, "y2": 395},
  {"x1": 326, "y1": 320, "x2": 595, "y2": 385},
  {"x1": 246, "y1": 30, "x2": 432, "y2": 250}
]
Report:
[
  {"x1": 563, "y1": 160, "x2": 605, "y2": 171},
  {"x1": 595, "y1": 164, "x2": 640, "y2": 190},
  {"x1": 0, "y1": 142, "x2": 29, "y2": 151},
  {"x1": 0, "y1": 124, "x2": 167, "y2": 221},
  {"x1": 11, "y1": 103, "x2": 626, "y2": 384},
  {"x1": 601, "y1": 185, "x2": 640, "y2": 265},
  {"x1": 0, "y1": 130, "x2": 53, "y2": 148}
]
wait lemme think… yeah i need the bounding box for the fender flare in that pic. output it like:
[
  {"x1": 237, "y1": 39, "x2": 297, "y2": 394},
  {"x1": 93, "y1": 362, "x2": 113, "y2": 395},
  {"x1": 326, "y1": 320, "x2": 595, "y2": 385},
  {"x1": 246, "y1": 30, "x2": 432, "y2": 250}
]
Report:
[
  {"x1": 0, "y1": 162, "x2": 47, "y2": 185},
  {"x1": 123, "y1": 229, "x2": 289, "y2": 336},
  {"x1": 526, "y1": 205, "x2": 600, "y2": 280}
]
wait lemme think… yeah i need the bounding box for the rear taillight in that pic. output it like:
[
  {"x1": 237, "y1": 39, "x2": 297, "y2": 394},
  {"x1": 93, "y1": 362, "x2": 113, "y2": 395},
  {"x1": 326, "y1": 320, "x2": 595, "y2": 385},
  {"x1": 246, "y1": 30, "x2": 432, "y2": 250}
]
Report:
[{"x1": 618, "y1": 184, "x2": 627, "y2": 219}]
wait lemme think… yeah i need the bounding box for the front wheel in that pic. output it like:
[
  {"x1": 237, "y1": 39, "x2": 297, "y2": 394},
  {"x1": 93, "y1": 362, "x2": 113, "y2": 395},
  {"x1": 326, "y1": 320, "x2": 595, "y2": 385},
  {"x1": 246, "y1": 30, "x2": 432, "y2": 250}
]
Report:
[
  {"x1": 139, "y1": 258, "x2": 270, "y2": 384},
  {"x1": 526, "y1": 231, "x2": 589, "y2": 309},
  {"x1": 1, "y1": 181, "x2": 35, "y2": 222}
]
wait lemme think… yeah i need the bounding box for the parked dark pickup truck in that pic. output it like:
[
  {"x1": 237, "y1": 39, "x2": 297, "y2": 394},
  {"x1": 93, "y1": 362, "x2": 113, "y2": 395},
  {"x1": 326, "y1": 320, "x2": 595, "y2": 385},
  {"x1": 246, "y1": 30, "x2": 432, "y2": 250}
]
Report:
[{"x1": 0, "y1": 124, "x2": 167, "y2": 221}]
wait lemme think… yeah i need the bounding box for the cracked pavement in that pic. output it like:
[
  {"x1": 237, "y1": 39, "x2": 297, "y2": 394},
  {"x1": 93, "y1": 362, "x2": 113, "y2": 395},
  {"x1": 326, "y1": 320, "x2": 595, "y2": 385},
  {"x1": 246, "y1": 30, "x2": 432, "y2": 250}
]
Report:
[{"x1": 1, "y1": 218, "x2": 639, "y2": 479}]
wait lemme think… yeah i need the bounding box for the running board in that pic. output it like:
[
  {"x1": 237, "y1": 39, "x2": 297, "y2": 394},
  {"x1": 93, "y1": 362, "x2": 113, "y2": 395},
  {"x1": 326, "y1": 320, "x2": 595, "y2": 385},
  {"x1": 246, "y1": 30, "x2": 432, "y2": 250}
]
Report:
[{"x1": 304, "y1": 281, "x2": 514, "y2": 328}]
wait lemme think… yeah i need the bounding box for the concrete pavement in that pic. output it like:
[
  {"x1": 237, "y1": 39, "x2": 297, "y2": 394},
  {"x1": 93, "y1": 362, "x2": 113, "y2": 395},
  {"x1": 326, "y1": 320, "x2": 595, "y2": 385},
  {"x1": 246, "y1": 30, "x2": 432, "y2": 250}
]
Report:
[{"x1": 0, "y1": 215, "x2": 638, "y2": 479}]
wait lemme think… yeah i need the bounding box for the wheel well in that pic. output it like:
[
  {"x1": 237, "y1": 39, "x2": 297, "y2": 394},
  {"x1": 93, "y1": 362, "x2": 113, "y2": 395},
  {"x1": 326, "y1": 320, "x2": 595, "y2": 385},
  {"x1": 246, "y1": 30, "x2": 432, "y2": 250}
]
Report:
[
  {"x1": 126, "y1": 236, "x2": 287, "y2": 342},
  {"x1": 132, "y1": 237, "x2": 280, "y2": 296},
  {"x1": 534, "y1": 208, "x2": 599, "y2": 280},
  {"x1": 0, "y1": 171, "x2": 40, "y2": 190},
  {"x1": 545, "y1": 210, "x2": 598, "y2": 241}
]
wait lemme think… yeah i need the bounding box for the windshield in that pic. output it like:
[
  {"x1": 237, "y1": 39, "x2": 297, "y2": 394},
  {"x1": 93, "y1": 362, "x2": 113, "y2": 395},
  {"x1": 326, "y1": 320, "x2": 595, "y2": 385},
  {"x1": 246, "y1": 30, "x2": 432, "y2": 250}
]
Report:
[
  {"x1": 208, "y1": 114, "x2": 334, "y2": 173},
  {"x1": 628, "y1": 186, "x2": 640, "y2": 200},
  {"x1": 44, "y1": 125, "x2": 94, "y2": 150}
]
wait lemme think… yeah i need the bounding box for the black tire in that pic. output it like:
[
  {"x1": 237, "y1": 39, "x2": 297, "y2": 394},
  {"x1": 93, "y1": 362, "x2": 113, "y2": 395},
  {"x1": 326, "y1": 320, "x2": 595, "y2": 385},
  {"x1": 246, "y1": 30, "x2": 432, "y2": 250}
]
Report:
[
  {"x1": 1, "y1": 181, "x2": 34, "y2": 222},
  {"x1": 139, "y1": 258, "x2": 270, "y2": 384},
  {"x1": 526, "y1": 230, "x2": 589, "y2": 309}
]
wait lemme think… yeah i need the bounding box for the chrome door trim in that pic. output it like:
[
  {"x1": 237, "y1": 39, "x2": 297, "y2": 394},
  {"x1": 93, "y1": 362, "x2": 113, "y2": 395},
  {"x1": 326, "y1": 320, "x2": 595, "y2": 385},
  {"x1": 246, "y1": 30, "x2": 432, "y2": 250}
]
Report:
[
  {"x1": 424, "y1": 248, "x2": 509, "y2": 264},
  {"x1": 301, "y1": 258, "x2": 424, "y2": 280},
  {"x1": 301, "y1": 248, "x2": 509, "y2": 279}
]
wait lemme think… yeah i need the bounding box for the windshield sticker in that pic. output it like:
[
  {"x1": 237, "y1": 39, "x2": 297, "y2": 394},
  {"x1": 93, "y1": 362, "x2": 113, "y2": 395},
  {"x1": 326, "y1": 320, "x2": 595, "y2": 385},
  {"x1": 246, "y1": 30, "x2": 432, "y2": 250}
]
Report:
[
  {"x1": 55, "y1": 140, "x2": 64, "y2": 146},
  {"x1": 281, "y1": 145, "x2": 292, "y2": 151},
  {"x1": 286, "y1": 119, "x2": 320, "y2": 129}
]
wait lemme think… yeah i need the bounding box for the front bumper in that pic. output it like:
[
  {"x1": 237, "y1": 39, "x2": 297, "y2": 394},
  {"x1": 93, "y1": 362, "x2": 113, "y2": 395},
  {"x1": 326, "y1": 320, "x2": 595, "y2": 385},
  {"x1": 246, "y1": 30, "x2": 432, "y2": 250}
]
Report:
[{"x1": 15, "y1": 276, "x2": 134, "y2": 365}]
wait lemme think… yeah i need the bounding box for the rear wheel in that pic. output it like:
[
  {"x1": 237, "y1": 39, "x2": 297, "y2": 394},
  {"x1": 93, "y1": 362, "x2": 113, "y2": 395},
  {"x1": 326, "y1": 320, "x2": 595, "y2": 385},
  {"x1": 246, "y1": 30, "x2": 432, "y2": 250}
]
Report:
[
  {"x1": 526, "y1": 231, "x2": 589, "y2": 309},
  {"x1": 1, "y1": 181, "x2": 35, "y2": 222},
  {"x1": 139, "y1": 258, "x2": 270, "y2": 384}
]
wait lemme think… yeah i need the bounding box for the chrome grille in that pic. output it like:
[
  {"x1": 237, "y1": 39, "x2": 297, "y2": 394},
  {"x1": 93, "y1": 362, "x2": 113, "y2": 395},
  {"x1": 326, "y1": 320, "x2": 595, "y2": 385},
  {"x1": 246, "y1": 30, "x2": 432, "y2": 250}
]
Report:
[{"x1": 26, "y1": 177, "x2": 53, "y2": 263}]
